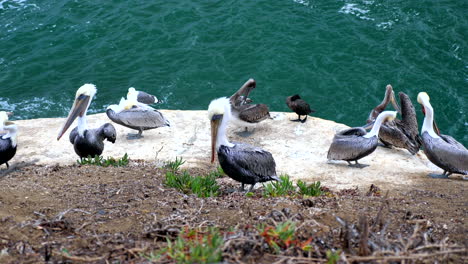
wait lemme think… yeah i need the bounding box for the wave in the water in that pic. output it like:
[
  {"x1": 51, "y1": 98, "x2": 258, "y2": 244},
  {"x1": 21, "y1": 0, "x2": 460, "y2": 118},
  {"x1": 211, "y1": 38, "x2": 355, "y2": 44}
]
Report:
[{"x1": 0, "y1": 0, "x2": 37, "y2": 10}]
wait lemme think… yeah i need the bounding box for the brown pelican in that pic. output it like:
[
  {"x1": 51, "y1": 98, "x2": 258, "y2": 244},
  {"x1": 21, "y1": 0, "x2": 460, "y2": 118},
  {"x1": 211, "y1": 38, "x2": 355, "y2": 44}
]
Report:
[
  {"x1": 327, "y1": 111, "x2": 397, "y2": 167},
  {"x1": 57, "y1": 84, "x2": 116, "y2": 159},
  {"x1": 127, "y1": 87, "x2": 158, "y2": 104},
  {"x1": 417, "y1": 92, "x2": 467, "y2": 178},
  {"x1": 209, "y1": 97, "x2": 279, "y2": 191},
  {"x1": 0, "y1": 112, "x2": 17, "y2": 168},
  {"x1": 366, "y1": 89, "x2": 421, "y2": 154},
  {"x1": 286, "y1": 94, "x2": 315, "y2": 123},
  {"x1": 229, "y1": 79, "x2": 271, "y2": 131},
  {"x1": 106, "y1": 98, "x2": 170, "y2": 138}
]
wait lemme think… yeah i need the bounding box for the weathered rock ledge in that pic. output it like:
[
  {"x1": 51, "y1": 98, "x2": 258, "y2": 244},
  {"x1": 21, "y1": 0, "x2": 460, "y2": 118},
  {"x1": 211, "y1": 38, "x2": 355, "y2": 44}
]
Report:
[{"x1": 10, "y1": 110, "x2": 453, "y2": 190}]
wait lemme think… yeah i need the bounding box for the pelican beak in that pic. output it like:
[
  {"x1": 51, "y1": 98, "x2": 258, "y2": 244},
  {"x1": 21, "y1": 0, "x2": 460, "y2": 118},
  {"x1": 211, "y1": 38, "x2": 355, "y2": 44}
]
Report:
[
  {"x1": 210, "y1": 114, "x2": 223, "y2": 163},
  {"x1": 57, "y1": 94, "x2": 91, "y2": 140},
  {"x1": 362, "y1": 121, "x2": 374, "y2": 130},
  {"x1": 389, "y1": 90, "x2": 401, "y2": 114}
]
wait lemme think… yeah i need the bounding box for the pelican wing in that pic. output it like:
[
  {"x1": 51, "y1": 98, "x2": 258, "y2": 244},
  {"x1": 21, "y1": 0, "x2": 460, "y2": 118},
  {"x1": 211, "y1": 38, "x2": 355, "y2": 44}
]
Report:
[
  {"x1": 237, "y1": 103, "x2": 270, "y2": 123},
  {"x1": 219, "y1": 143, "x2": 277, "y2": 182},
  {"x1": 137, "y1": 91, "x2": 157, "y2": 105},
  {"x1": 337, "y1": 127, "x2": 367, "y2": 137},
  {"x1": 440, "y1": 134, "x2": 468, "y2": 152},
  {"x1": 116, "y1": 108, "x2": 169, "y2": 128},
  {"x1": 327, "y1": 134, "x2": 378, "y2": 161},
  {"x1": 230, "y1": 79, "x2": 256, "y2": 106},
  {"x1": 422, "y1": 132, "x2": 468, "y2": 175}
]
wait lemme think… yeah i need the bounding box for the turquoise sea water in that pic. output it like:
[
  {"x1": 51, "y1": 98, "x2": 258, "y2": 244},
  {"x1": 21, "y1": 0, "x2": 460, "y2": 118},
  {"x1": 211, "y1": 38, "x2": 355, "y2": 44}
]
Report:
[{"x1": 0, "y1": 0, "x2": 466, "y2": 144}]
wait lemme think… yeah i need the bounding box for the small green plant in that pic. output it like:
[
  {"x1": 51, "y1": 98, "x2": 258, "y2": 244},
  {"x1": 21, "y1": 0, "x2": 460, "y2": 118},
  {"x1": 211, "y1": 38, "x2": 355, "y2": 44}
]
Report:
[
  {"x1": 326, "y1": 249, "x2": 341, "y2": 264},
  {"x1": 258, "y1": 221, "x2": 312, "y2": 253},
  {"x1": 165, "y1": 157, "x2": 185, "y2": 172},
  {"x1": 77, "y1": 153, "x2": 129, "y2": 167},
  {"x1": 144, "y1": 227, "x2": 223, "y2": 264},
  {"x1": 165, "y1": 170, "x2": 220, "y2": 198},
  {"x1": 208, "y1": 166, "x2": 225, "y2": 178},
  {"x1": 297, "y1": 180, "x2": 322, "y2": 197},
  {"x1": 262, "y1": 174, "x2": 295, "y2": 197}
]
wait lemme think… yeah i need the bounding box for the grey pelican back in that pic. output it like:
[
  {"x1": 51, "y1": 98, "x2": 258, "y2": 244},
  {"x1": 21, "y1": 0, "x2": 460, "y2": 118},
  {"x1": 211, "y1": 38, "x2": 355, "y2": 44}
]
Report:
[
  {"x1": 218, "y1": 143, "x2": 278, "y2": 190},
  {"x1": 327, "y1": 111, "x2": 397, "y2": 166},
  {"x1": 69, "y1": 123, "x2": 116, "y2": 159},
  {"x1": 106, "y1": 102, "x2": 169, "y2": 138},
  {"x1": 286, "y1": 94, "x2": 315, "y2": 123},
  {"x1": 128, "y1": 87, "x2": 158, "y2": 104}
]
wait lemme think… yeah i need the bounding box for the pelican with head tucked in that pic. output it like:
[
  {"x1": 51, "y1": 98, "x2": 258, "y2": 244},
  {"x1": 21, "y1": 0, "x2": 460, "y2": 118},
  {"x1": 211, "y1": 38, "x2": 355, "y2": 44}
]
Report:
[
  {"x1": 229, "y1": 79, "x2": 271, "y2": 132},
  {"x1": 327, "y1": 111, "x2": 397, "y2": 167},
  {"x1": 127, "y1": 87, "x2": 158, "y2": 105},
  {"x1": 366, "y1": 87, "x2": 421, "y2": 154},
  {"x1": 106, "y1": 97, "x2": 170, "y2": 139},
  {"x1": 209, "y1": 97, "x2": 279, "y2": 192},
  {"x1": 0, "y1": 111, "x2": 17, "y2": 168},
  {"x1": 417, "y1": 92, "x2": 467, "y2": 178},
  {"x1": 57, "y1": 84, "x2": 116, "y2": 159}
]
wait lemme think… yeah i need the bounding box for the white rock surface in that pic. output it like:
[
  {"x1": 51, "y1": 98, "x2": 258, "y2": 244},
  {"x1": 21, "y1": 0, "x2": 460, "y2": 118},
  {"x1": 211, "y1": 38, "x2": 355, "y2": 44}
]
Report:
[{"x1": 10, "y1": 110, "x2": 444, "y2": 189}]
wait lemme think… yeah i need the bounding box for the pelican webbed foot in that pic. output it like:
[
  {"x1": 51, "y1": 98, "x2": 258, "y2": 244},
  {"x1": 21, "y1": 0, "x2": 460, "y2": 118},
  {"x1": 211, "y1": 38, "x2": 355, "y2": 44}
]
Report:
[
  {"x1": 236, "y1": 129, "x2": 254, "y2": 138},
  {"x1": 427, "y1": 173, "x2": 449, "y2": 179},
  {"x1": 301, "y1": 116, "x2": 308, "y2": 123},
  {"x1": 127, "y1": 130, "x2": 144, "y2": 140},
  {"x1": 347, "y1": 160, "x2": 369, "y2": 169}
]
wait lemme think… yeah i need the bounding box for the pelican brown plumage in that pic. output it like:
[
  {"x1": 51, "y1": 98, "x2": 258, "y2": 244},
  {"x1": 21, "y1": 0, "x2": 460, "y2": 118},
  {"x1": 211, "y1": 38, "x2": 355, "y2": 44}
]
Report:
[
  {"x1": 57, "y1": 84, "x2": 116, "y2": 159},
  {"x1": 286, "y1": 94, "x2": 315, "y2": 123},
  {"x1": 209, "y1": 97, "x2": 279, "y2": 192},
  {"x1": 417, "y1": 92, "x2": 467, "y2": 178},
  {"x1": 327, "y1": 111, "x2": 397, "y2": 167},
  {"x1": 0, "y1": 112, "x2": 17, "y2": 168},
  {"x1": 229, "y1": 79, "x2": 271, "y2": 131},
  {"x1": 106, "y1": 98, "x2": 170, "y2": 138},
  {"x1": 366, "y1": 87, "x2": 421, "y2": 154}
]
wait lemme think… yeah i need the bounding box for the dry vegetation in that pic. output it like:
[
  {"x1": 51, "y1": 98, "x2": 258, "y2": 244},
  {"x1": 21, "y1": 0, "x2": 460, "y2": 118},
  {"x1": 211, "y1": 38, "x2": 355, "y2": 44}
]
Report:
[{"x1": 0, "y1": 159, "x2": 466, "y2": 263}]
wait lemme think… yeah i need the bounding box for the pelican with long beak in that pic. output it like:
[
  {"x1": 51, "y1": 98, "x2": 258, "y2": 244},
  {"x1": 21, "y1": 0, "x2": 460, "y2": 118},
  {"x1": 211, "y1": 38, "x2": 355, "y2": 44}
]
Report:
[
  {"x1": 417, "y1": 92, "x2": 467, "y2": 178},
  {"x1": 0, "y1": 111, "x2": 17, "y2": 168},
  {"x1": 127, "y1": 87, "x2": 159, "y2": 105},
  {"x1": 106, "y1": 97, "x2": 170, "y2": 139},
  {"x1": 229, "y1": 79, "x2": 271, "y2": 132},
  {"x1": 209, "y1": 97, "x2": 279, "y2": 192},
  {"x1": 327, "y1": 111, "x2": 398, "y2": 167},
  {"x1": 57, "y1": 84, "x2": 116, "y2": 159},
  {"x1": 366, "y1": 87, "x2": 421, "y2": 154}
]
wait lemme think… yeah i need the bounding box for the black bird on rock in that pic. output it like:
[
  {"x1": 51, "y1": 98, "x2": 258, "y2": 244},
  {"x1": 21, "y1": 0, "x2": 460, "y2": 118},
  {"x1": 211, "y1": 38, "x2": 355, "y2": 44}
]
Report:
[{"x1": 286, "y1": 94, "x2": 315, "y2": 123}]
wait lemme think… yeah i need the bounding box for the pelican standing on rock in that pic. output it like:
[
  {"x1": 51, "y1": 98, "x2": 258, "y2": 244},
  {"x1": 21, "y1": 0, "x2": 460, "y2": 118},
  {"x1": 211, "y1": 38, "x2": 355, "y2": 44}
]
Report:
[
  {"x1": 106, "y1": 97, "x2": 170, "y2": 139},
  {"x1": 127, "y1": 87, "x2": 158, "y2": 104},
  {"x1": 0, "y1": 111, "x2": 17, "y2": 168},
  {"x1": 366, "y1": 87, "x2": 421, "y2": 154},
  {"x1": 57, "y1": 84, "x2": 116, "y2": 159},
  {"x1": 417, "y1": 92, "x2": 467, "y2": 178},
  {"x1": 209, "y1": 97, "x2": 279, "y2": 192},
  {"x1": 229, "y1": 79, "x2": 271, "y2": 132},
  {"x1": 327, "y1": 111, "x2": 397, "y2": 167},
  {"x1": 286, "y1": 94, "x2": 315, "y2": 123}
]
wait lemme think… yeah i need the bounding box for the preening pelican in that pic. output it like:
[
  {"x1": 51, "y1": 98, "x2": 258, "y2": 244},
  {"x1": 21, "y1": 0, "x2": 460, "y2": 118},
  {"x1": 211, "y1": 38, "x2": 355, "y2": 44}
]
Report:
[
  {"x1": 106, "y1": 98, "x2": 170, "y2": 138},
  {"x1": 0, "y1": 112, "x2": 17, "y2": 168},
  {"x1": 286, "y1": 94, "x2": 315, "y2": 123},
  {"x1": 327, "y1": 111, "x2": 397, "y2": 167},
  {"x1": 417, "y1": 92, "x2": 467, "y2": 178},
  {"x1": 57, "y1": 84, "x2": 116, "y2": 159},
  {"x1": 229, "y1": 79, "x2": 271, "y2": 131},
  {"x1": 209, "y1": 97, "x2": 279, "y2": 191},
  {"x1": 127, "y1": 87, "x2": 158, "y2": 104},
  {"x1": 366, "y1": 89, "x2": 421, "y2": 154}
]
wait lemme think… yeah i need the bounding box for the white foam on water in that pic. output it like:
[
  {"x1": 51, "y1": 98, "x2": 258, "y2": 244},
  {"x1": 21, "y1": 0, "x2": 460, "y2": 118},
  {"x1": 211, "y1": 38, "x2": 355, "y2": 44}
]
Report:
[
  {"x1": 0, "y1": 97, "x2": 69, "y2": 120},
  {"x1": 293, "y1": 0, "x2": 310, "y2": 7},
  {"x1": 339, "y1": 3, "x2": 375, "y2": 21},
  {"x1": 0, "y1": 0, "x2": 38, "y2": 10},
  {"x1": 376, "y1": 21, "x2": 394, "y2": 29}
]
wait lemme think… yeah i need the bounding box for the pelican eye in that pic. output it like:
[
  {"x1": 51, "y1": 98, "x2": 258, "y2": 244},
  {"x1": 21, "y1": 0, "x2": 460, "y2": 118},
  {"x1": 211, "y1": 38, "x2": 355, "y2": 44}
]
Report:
[
  {"x1": 77, "y1": 94, "x2": 89, "y2": 100},
  {"x1": 211, "y1": 114, "x2": 223, "y2": 121}
]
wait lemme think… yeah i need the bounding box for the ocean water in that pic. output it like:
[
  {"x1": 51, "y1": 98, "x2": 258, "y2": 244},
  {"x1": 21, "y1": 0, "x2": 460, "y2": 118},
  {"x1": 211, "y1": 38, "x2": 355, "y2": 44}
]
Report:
[{"x1": 0, "y1": 0, "x2": 466, "y2": 144}]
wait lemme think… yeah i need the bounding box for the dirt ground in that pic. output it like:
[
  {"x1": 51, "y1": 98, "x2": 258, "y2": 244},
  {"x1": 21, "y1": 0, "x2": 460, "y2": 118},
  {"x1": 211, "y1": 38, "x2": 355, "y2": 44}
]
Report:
[{"x1": 0, "y1": 161, "x2": 466, "y2": 263}]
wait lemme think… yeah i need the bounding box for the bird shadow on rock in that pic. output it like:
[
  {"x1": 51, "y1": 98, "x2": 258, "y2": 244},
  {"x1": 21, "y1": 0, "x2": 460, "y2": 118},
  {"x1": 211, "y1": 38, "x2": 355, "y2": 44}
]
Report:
[
  {"x1": 0, "y1": 159, "x2": 40, "y2": 180},
  {"x1": 326, "y1": 160, "x2": 370, "y2": 169}
]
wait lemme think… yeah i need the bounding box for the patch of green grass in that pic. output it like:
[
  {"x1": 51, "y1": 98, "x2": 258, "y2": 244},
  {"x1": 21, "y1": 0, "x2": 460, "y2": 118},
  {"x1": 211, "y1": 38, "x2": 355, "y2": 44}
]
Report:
[
  {"x1": 262, "y1": 174, "x2": 295, "y2": 197},
  {"x1": 165, "y1": 170, "x2": 219, "y2": 198},
  {"x1": 297, "y1": 180, "x2": 322, "y2": 197},
  {"x1": 326, "y1": 249, "x2": 341, "y2": 264},
  {"x1": 77, "y1": 153, "x2": 129, "y2": 167},
  {"x1": 165, "y1": 157, "x2": 185, "y2": 172},
  {"x1": 143, "y1": 227, "x2": 223, "y2": 264}
]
